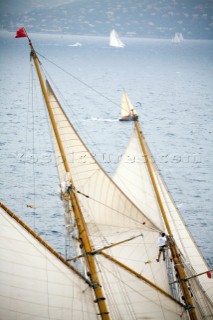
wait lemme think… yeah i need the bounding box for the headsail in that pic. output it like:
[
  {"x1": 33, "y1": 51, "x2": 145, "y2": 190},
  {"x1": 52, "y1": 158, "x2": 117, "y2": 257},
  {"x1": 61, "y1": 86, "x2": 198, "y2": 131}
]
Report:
[{"x1": 109, "y1": 29, "x2": 125, "y2": 48}]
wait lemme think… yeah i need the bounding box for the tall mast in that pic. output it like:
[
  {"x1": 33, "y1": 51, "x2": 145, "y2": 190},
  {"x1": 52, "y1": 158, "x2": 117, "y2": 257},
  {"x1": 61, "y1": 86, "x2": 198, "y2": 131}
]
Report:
[
  {"x1": 134, "y1": 118, "x2": 198, "y2": 320},
  {"x1": 28, "y1": 40, "x2": 110, "y2": 320}
]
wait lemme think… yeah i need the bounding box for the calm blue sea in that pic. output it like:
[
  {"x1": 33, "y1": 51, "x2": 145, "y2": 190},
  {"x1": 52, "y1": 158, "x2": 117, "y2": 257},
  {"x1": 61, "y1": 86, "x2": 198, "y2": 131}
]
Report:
[{"x1": 0, "y1": 31, "x2": 212, "y2": 266}]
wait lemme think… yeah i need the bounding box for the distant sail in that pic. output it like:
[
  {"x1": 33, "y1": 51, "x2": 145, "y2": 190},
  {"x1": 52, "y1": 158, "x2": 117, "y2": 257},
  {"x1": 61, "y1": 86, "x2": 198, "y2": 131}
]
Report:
[
  {"x1": 172, "y1": 33, "x2": 184, "y2": 44},
  {"x1": 110, "y1": 29, "x2": 125, "y2": 48},
  {"x1": 119, "y1": 90, "x2": 138, "y2": 121}
]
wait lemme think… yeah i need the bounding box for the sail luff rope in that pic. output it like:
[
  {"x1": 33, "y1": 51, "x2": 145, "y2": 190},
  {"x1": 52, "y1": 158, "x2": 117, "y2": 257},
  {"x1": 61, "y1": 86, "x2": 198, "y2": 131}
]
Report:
[
  {"x1": 29, "y1": 41, "x2": 110, "y2": 319},
  {"x1": 134, "y1": 119, "x2": 198, "y2": 320}
]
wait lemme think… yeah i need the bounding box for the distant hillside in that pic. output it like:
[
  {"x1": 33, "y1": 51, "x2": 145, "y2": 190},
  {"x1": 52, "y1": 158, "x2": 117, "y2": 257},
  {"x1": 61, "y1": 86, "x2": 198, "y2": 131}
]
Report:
[{"x1": 1, "y1": 0, "x2": 213, "y2": 39}]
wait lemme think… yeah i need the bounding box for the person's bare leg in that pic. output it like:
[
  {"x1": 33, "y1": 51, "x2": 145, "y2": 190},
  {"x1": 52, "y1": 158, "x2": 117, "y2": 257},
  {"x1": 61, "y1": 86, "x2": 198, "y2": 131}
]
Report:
[{"x1": 156, "y1": 251, "x2": 161, "y2": 262}]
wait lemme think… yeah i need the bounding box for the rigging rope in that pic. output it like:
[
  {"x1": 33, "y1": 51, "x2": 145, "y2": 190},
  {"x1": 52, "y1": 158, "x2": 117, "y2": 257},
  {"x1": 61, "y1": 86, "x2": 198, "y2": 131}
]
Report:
[
  {"x1": 20, "y1": 63, "x2": 37, "y2": 230},
  {"x1": 76, "y1": 189, "x2": 160, "y2": 232},
  {"x1": 98, "y1": 257, "x2": 183, "y2": 319},
  {"x1": 36, "y1": 51, "x2": 120, "y2": 108},
  {"x1": 37, "y1": 53, "x2": 132, "y2": 179}
]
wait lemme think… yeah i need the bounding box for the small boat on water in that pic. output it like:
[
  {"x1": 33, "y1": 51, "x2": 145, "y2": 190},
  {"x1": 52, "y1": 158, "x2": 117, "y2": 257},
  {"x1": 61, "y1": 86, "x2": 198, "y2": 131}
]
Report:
[
  {"x1": 109, "y1": 29, "x2": 125, "y2": 48},
  {"x1": 119, "y1": 91, "x2": 138, "y2": 121},
  {"x1": 0, "y1": 28, "x2": 212, "y2": 320}
]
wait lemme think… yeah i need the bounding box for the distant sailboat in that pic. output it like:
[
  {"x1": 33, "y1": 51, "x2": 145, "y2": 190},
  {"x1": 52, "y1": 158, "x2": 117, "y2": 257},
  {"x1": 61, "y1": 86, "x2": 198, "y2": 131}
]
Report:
[
  {"x1": 109, "y1": 29, "x2": 125, "y2": 48},
  {"x1": 119, "y1": 90, "x2": 138, "y2": 121},
  {"x1": 172, "y1": 33, "x2": 184, "y2": 44},
  {"x1": 1, "y1": 27, "x2": 213, "y2": 320}
]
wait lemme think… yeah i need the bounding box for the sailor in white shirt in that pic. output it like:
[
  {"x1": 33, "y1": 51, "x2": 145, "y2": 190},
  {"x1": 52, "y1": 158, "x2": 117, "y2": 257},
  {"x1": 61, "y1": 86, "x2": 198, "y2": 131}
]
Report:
[{"x1": 156, "y1": 232, "x2": 167, "y2": 262}]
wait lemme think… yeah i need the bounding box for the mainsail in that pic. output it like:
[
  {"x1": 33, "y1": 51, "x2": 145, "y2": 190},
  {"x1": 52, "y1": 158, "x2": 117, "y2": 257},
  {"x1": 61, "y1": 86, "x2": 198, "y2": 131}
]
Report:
[{"x1": 109, "y1": 29, "x2": 125, "y2": 48}]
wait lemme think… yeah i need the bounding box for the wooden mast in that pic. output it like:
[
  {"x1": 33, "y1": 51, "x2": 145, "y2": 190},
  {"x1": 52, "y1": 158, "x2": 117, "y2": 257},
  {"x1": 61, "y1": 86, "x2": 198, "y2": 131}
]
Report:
[
  {"x1": 28, "y1": 39, "x2": 110, "y2": 320},
  {"x1": 133, "y1": 118, "x2": 198, "y2": 320}
]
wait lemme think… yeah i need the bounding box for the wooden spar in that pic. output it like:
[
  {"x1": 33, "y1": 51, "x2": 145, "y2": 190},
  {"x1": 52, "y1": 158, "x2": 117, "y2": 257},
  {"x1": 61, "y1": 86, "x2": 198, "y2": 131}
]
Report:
[
  {"x1": 28, "y1": 40, "x2": 110, "y2": 320},
  {"x1": 67, "y1": 234, "x2": 143, "y2": 262},
  {"x1": 101, "y1": 252, "x2": 184, "y2": 306},
  {"x1": 170, "y1": 269, "x2": 213, "y2": 284},
  {"x1": 134, "y1": 119, "x2": 198, "y2": 320}
]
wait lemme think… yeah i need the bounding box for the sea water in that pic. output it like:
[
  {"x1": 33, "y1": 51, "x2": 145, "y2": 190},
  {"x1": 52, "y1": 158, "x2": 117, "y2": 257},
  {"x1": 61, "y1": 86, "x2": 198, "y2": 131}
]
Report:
[{"x1": 0, "y1": 31, "x2": 212, "y2": 265}]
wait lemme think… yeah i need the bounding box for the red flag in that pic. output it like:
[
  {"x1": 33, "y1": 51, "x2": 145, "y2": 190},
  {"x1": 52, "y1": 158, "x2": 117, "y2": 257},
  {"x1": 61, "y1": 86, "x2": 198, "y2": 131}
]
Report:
[
  {"x1": 207, "y1": 271, "x2": 212, "y2": 278},
  {"x1": 15, "y1": 27, "x2": 27, "y2": 38}
]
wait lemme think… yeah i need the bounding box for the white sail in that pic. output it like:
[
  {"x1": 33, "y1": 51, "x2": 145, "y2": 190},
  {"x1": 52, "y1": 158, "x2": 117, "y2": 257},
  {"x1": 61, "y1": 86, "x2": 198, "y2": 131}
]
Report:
[
  {"x1": 113, "y1": 127, "x2": 213, "y2": 317},
  {"x1": 114, "y1": 129, "x2": 164, "y2": 229},
  {"x1": 109, "y1": 29, "x2": 125, "y2": 48},
  {"x1": 172, "y1": 33, "x2": 184, "y2": 43},
  {"x1": 179, "y1": 33, "x2": 184, "y2": 41},
  {"x1": 120, "y1": 91, "x2": 138, "y2": 119},
  {"x1": 0, "y1": 204, "x2": 98, "y2": 320}
]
